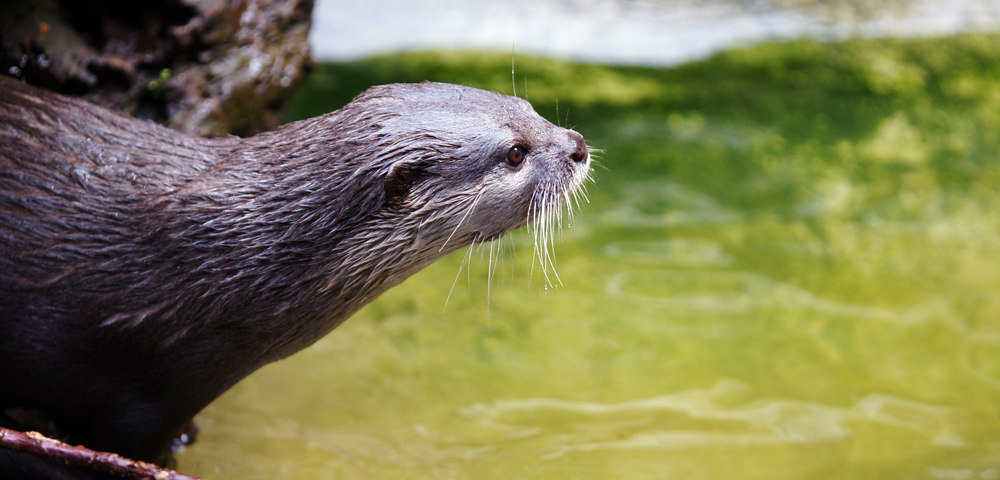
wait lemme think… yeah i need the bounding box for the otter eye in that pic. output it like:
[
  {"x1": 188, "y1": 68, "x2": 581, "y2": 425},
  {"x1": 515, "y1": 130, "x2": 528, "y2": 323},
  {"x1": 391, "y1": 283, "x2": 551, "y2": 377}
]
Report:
[{"x1": 506, "y1": 146, "x2": 526, "y2": 166}]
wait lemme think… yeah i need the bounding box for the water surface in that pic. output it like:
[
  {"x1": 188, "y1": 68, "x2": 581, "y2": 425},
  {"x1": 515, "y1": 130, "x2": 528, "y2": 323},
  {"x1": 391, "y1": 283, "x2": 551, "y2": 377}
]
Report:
[
  {"x1": 311, "y1": 0, "x2": 1000, "y2": 65},
  {"x1": 180, "y1": 34, "x2": 1000, "y2": 479}
]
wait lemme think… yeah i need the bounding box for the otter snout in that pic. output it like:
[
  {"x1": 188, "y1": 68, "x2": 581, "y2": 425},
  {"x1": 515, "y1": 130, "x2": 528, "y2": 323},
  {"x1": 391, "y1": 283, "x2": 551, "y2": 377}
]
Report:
[{"x1": 569, "y1": 131, "x2": 588, "y2": 163}]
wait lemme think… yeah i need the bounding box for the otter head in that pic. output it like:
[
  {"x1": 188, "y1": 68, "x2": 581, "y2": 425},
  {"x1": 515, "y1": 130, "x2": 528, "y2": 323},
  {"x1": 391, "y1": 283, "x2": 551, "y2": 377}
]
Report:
[{"x1": 343, "y1": 82, "x2": 591, "y2": 269}]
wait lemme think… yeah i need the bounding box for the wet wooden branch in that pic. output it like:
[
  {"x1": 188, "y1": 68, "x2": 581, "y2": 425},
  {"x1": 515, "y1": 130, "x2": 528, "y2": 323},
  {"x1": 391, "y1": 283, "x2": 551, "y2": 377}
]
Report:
[{"x1": 0, "y1": 427, "x2": 202, "y2": 480}]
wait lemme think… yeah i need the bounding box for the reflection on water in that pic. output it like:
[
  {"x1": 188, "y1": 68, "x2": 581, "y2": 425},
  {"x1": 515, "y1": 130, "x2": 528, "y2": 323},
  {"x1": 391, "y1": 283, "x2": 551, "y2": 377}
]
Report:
[
  {"x1": 600, "y1": 180, "x2": 744, "y2": 227},
  {"x1": 606, "y1": 269, "x2": 938, "y2": 324},
  {"x1": 181, "y1": 34, "x2": 1000, "y2": 480},
  {"x1": 459, "y1": 379, "x2": 963, "y2": 459},
  {"x1": 604, "y1": 238, "x2": 735, "y2": 266}
]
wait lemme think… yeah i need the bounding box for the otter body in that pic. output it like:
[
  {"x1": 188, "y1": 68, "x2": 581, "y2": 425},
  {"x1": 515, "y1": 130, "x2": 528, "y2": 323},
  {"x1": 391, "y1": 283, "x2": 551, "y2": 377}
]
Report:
[{"x1": 0, "y1": 75, "x2": 590, "y2": 478}]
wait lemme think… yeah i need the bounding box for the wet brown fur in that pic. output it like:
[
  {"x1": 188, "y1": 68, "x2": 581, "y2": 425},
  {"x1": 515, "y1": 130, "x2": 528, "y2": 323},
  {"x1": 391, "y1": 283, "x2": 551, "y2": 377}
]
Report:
[{"x1": 0, "y1": 74, "x2": 589, "y2": 478}]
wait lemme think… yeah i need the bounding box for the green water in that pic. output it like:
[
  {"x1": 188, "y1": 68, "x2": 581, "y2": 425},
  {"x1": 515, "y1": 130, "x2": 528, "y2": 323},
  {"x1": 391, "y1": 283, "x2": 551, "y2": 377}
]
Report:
[{"x1": 179, "y1": 35, "x2": 1000, "y2": 479}]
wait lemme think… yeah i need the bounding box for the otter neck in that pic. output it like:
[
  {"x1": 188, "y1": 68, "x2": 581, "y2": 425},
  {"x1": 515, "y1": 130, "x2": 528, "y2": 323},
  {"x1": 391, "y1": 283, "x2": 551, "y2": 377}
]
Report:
[{"x1": 169, "y1": 127, "x2": 456, "y2": 360}]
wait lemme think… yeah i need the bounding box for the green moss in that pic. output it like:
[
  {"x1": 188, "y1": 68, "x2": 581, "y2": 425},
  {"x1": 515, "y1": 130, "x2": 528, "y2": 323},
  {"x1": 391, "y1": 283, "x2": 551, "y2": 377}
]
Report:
[
  {"x1": 286, "y1": 34, "x2": 1000, "y2": 214},
  {"x1": 182, "y1": 33, "x2": 1000, "y2": 480}
]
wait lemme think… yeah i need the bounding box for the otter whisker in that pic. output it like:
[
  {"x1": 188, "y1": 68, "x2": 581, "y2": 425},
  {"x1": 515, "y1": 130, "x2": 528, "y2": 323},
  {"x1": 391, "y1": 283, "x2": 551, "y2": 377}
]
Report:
[
  {"x1": 531, "y1": 186, "x2": 545, "y2": 286},
  {"x1": 577, "y1": 181, "x2": 592, "y2": 204},
  {"x1": 587, "y1": 157, "x2": 608, "y2": 173},
  {"x1": 557, "y1": 187, "x2": 567, "y2": 241},
  {"x1": 487, "y1": 237, "x2": 498, "y2": 330},
  {"x1": 444, "y1": 240, "x2": 478, "y2": 311},
  {"x1": 497, "y1": 234, "x2": 505, "y2": 287},
  {"x1": 534, "y1": 186, "x2": 553, "y2": 287},
  {"x1": 547, "y1": 217, "x2": 563, "y2": 286},
  {"x1": 546, "y1": 187, "x2": 556, "y2": 267},
  {"x1": 440, "y1": 186, "x2": 486, "y2": 252},
  {"x1": 571, "y1": 186, "x2": 584, "y2": 211},
  {"x1": 527, "y1": 183, "x2": 541, "y2": 284},
  {"x1": 549, "y1": 185, "x2": 567, "y2": 287},
  {"x1": 500, "y1": 232, "x2": 512, "y2": 286},
  {"x1": 563, "y1": 186, "x2": 577, "y2": 230},
  {"x1": 533, "y1": 184, "x2": 564, "y2": 289},
  {"x1": 511, "y1": 47, "x2": 517, "y2": 99}
]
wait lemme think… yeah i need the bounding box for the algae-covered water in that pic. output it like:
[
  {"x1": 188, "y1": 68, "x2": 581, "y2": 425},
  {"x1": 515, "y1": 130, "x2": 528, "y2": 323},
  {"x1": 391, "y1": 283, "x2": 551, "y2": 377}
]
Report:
[{"x1": 179, "y1": 35, "x2": 1000, "y2": 479}]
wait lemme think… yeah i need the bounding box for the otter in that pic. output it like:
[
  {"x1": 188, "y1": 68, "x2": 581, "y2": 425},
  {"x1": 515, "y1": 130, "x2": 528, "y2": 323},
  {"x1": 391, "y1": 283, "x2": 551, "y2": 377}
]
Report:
[{"x1": 0, "y1": 74, "x2": 591, "y2": 479}]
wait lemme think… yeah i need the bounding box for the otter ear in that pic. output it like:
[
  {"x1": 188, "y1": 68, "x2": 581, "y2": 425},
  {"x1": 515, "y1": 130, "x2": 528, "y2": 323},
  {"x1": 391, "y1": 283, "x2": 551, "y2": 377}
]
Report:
[{"x1": 383, "y1": 162, "x2": 416, "y2": 202}]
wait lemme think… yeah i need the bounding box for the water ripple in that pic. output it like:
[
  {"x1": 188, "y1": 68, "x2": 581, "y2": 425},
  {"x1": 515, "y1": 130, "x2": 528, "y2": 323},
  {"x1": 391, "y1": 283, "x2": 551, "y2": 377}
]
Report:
[
  {"x1": 601, "y1": 181, "x2": 743, "y2": 228},
  {"x1": 604, "y1": 238, "x2": 734, "y2": 267},
  {"x1": 458, "y1": 380, "x2": 964, "y2": 459},
  {"x1": 604, "y1": 270, "x2": 959, "y2": 326}
]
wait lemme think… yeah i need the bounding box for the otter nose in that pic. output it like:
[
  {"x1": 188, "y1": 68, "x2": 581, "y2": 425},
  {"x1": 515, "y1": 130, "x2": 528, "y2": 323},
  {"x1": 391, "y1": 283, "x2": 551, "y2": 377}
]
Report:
[{"x1": 569, "y1": 131, "x2": 588, "y2": 163}]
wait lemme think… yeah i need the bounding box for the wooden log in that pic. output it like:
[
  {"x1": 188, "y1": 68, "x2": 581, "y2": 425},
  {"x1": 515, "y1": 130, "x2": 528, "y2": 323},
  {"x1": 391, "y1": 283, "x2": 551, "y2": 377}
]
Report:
[{"x1": 0, "y1": 427, "x2": 202, "y2": 480}]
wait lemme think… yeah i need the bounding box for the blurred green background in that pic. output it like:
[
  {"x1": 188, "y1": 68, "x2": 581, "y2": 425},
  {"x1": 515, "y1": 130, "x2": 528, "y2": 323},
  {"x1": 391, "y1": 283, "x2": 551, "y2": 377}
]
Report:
[{"x1": 179, "y1": 33, "x2": 1000, "y2": 479}]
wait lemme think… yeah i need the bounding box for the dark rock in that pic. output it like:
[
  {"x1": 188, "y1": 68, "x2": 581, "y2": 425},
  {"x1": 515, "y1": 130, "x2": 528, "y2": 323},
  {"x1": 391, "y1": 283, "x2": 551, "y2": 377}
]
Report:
[{"x1": 0, "y1": 0, "x2": 314, "y2": 137}]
